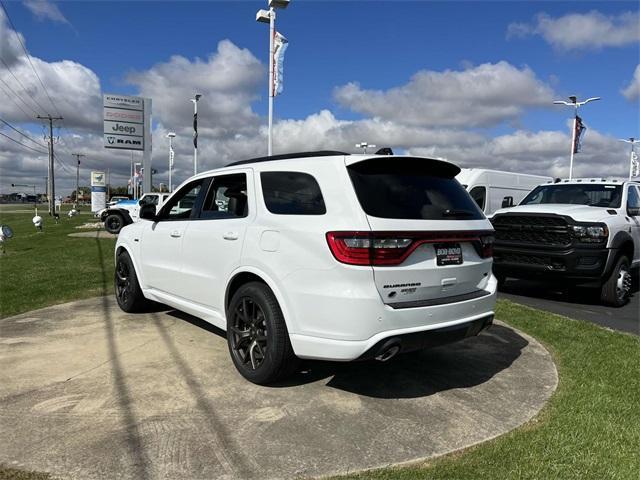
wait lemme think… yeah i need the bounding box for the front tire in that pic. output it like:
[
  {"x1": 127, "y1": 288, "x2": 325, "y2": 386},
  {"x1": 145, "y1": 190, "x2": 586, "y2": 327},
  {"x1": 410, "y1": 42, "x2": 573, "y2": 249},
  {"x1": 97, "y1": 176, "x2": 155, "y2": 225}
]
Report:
[
  {"x1": 105, "y1": 213, "x2": 124, "y2": 234},
  {"x1": 601, "y1": 255, "x2": 632, "y2": 307},
  {"x1": 227, "y1": 282, "x2": 298, "y2": 385},
  {"x1": 115, "y1": 251, "x2": 149, "y2": 312}
]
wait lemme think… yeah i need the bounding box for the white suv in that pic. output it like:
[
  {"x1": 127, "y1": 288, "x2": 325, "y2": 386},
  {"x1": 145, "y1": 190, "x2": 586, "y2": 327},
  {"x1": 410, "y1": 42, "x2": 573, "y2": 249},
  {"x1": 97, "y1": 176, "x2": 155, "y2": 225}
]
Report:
[{"x1": 114, "y1": 152, "x2": 497, "y2": 384}]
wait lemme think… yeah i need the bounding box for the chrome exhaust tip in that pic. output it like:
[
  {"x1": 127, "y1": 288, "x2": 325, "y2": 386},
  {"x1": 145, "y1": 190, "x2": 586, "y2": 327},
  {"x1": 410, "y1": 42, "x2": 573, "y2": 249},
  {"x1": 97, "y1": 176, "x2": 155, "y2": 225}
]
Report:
[{"x1": 375, "y1": 344, "x2": 401, "y2": 362}]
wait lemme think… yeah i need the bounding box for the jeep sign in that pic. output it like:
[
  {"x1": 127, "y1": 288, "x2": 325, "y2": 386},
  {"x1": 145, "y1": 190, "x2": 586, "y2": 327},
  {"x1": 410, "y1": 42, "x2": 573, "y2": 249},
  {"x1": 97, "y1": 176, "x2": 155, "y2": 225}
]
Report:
[{"x1": 103, "y1": 120, "x2": 143, "y2": 137}]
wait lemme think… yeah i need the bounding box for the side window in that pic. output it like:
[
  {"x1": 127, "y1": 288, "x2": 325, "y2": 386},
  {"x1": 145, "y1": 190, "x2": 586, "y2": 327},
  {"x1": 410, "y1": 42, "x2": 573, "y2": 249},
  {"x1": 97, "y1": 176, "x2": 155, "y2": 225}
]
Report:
[
  {"x1": 199, "y1": 173, "x2": 248, "y2": 219},
  {"x1": 261, "y1": 171, "x2": 326, "y2": 215},
  {"x1": 469, "y1": 186, "x2": 486, "y2": 211},
  {"x1": 157, "y1": 180, "x2": 204, "y2": 221},
  {"x1": 627, "y1": 186, "x2": 640, "y2": 210}
]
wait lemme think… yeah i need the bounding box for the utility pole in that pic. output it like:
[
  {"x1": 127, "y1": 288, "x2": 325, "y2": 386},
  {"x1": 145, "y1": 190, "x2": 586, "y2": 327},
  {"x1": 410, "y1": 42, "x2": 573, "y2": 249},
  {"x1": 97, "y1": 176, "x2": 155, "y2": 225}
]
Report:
[
  {"x1": 72, "y1": 153, "x2": 85, "y2": 209},
  {"x1": 37, "y1": 114, "x2": 63, "y2": 216}
]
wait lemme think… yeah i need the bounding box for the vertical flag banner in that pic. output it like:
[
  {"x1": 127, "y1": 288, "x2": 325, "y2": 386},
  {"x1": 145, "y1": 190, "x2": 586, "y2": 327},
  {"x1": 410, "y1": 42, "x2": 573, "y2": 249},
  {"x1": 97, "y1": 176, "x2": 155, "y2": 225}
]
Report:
[
  {"x1": 273, "y1": 31, "x2": 289, "y2": 96},
  {"x1": 573, "y1": 116, "x2": 586, "y2": 153},
  {"x1": 193, "y1": 112, "x2": 198, "y2": 148},
  {"x1": 632, "y1": 151, "x2": 639, "y2": 178}
]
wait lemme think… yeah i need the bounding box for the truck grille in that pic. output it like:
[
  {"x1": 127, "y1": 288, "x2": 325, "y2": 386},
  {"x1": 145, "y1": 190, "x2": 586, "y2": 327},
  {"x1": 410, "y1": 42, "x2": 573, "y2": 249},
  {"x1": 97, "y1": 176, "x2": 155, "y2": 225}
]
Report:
[{"x1": 492, "y1": 215, "x2": 571, "y2": 247}]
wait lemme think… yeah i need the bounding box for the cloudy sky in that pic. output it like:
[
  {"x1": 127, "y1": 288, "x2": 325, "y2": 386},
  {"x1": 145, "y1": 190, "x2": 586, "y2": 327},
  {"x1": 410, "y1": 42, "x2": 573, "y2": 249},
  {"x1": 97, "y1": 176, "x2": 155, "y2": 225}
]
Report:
[{"x1": 0, "y1": 0, "x2": 638, "y2": 195}]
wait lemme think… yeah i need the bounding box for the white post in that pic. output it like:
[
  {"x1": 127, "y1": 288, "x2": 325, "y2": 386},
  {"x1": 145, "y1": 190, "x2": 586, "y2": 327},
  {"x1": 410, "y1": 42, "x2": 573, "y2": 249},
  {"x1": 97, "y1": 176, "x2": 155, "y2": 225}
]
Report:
[
  {"x1": 268, "y1": 7, "x2": 275, "y2": 156},
  {"x1": 569, "y1": 108, "x2": 577, "y2": 180},
  {"x1": 168, "y1": 135, "x2": 173, "y2": 192}
]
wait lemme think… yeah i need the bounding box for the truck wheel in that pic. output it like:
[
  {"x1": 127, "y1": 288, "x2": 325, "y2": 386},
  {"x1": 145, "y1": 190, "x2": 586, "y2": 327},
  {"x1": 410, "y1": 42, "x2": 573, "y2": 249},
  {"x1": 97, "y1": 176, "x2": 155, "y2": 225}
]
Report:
[
  {"x1": 114, "y1": 251, "x2": 149, "y2": 312},
  {"x1": 227, "y1": 282, "x2": 298, "y2": 385},
  {"x1": 105, "y1": 213, "x2": 124, "y2": 234},
  {"x1": 600, "y1": 255, "x2": 632, "y2": 307}
]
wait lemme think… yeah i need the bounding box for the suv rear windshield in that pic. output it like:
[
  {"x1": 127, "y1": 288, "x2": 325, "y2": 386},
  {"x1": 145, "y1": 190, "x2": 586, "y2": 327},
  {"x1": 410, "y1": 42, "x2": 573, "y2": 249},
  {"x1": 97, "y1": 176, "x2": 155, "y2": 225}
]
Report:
[
  {"x1": 347, "y1": 157, "x2": 483, "y2": 220},
  {"x1": 521, "y1": 184, "x2": 622, "y2": 208}
]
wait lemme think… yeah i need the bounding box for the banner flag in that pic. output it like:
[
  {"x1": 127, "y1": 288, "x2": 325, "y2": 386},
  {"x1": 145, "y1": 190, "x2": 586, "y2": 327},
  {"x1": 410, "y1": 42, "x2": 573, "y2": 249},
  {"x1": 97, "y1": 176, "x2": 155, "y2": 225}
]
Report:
[
  {"x1": 573, "y1": 115, "x2": 586, "y2": 154},
  {"x1": 273, "y1": 31, "x2": 289, "y2": 96},
  {"x1": 193, "y1": 113, "x2": 198, "y2": 148}
]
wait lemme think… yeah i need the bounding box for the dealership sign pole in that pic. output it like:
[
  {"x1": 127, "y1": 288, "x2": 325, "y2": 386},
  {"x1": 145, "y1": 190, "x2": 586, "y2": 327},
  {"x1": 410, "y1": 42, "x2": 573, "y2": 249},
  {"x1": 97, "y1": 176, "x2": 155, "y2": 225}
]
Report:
[
  {"x1": 103, "y1": 94, "x2": 153, "y2": 194},
  {"x1": 619, "y1": 138, "x2": 638, "y2": 180}
]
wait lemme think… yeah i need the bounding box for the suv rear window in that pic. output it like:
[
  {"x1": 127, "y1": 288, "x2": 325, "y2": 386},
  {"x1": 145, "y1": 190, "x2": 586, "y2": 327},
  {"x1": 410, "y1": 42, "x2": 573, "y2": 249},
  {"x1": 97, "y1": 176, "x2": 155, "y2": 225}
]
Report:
[
  {"x1": 261, "y1": 172, "x2": 326, "y2": 215},
  {"x1": 347, "y1": 157, "x2": 483, "y2": 220}
]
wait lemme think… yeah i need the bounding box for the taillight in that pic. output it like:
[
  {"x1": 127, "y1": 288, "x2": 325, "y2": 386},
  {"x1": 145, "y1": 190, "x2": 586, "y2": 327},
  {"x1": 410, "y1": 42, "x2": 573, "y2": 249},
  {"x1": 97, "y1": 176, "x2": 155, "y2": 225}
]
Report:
[
  {"x1": 327, "y1": 230, "x2": 495, "y2": 266},
  {"x1": 479, "y1": 234, "x2": 494, "y2": 258}
]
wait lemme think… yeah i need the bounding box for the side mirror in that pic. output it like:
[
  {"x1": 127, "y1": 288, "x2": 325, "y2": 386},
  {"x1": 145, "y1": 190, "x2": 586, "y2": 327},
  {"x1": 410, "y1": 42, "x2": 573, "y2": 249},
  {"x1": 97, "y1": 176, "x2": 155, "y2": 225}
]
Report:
[
  {"x1": 628, "y1": 207, "x2": 640, "y2": 217},
  {"x1": 501, "y1": 196, "x2": 514, "y2": 208},
  {"x1": 139, "y1": 204, "x2": 157, "y2": 221}
]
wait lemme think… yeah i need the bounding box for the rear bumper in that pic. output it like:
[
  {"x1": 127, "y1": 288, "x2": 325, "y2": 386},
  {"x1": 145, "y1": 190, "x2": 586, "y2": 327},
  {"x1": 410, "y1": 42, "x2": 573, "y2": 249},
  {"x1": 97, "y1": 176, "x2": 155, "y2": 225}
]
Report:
[
  {"x1": 493, "y1": 245, "x2": 615, "y2": 285},
  {"x1": 288, "y1": 276, "x2": 497, "y2": 361}
]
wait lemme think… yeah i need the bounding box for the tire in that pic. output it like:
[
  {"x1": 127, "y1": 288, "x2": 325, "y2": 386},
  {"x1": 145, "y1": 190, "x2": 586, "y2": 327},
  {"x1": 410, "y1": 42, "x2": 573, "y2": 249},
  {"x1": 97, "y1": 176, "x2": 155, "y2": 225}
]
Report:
[
  {"x1": 600, "y1": 255, "x2": 632, "y2": 307},
  {"x1": 227, "y1": 282, "x2": 298, "y2": 385},
  {"x1": 114, "y1": 251, "x2": 149, "y2": 313},
  {"x1": 105, "y1": 213, "x2": 124, "y2": 234}
]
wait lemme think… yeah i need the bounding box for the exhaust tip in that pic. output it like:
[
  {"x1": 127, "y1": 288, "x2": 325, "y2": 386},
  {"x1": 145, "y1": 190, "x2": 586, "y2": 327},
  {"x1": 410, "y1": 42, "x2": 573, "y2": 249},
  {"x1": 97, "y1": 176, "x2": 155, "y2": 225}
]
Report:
[{"x1": 375, "y1": 344, "x2": 401, "y2": 362}]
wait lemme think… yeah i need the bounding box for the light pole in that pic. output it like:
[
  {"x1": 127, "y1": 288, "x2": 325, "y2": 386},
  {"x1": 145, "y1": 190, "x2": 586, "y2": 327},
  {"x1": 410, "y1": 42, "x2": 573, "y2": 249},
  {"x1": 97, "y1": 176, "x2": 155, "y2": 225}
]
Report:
[
  {"x1": 355, "y1": 142, "x2": 376, "y2": 154},
  {"x1": 619, "y1": 138, "x2": 639, "y2": 180},
  {"x1": 166, "y1": 132, "x2": 176, "y2": 192},
  {"x1": 553, "y1": 95, "x2": 600, "y2": 180},
  {"x1": 190, "y1": 94, "x2": 202, "y2": 175},
  {"x1": 257, "y1": 0, "x2": 290, "y2": 156}
]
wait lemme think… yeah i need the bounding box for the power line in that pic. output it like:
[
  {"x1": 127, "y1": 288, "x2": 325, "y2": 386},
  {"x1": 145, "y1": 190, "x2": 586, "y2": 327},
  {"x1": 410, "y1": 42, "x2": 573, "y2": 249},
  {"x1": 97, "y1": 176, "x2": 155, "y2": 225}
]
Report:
[
  {"x1": 0, "y1": 76, "x2": 38, "y2": 116},
  {"x1": 0, "y1": 0, "x2": 62, "y2": 117},
  {"x1": 0, "y1": 81, "x2": 33, "y2": 119},
  {"x1": 0, "y1": 57, "x2": 50, "y2": 115},
  {"x1": 0, "y1": 130, "x2": 48, "y2": 154},
  {"x1": 0, "y1": 118, "x2": 48, "y2": 149}
]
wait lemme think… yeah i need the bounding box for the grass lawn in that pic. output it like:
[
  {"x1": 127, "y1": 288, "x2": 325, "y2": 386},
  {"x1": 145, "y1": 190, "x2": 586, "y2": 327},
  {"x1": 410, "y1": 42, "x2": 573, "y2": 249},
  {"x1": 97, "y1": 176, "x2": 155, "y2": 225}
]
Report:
[
  {"x1": 0, "y1": 204, "x2": 115, "y2": 318},
  {"x1": 1, "y1": 204, "x2": 638, "y2": 479}
]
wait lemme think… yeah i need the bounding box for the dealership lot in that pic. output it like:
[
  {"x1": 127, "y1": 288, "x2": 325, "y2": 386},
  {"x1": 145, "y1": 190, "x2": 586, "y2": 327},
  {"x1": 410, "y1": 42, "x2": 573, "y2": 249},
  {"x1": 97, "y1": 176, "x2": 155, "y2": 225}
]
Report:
[
  {"x1": 0, "y1": 297, "x2": 556, "y2": 480},
  {"x1": 499, "y1": 277, "x2": 639, "y2": 335}
]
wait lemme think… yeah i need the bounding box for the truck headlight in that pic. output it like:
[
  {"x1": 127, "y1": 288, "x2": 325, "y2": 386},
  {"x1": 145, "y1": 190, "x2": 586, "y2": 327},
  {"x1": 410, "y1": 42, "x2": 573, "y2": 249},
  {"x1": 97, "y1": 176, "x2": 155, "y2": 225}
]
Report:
[{"x1": 572, "y1": 224, "x2": 608, "y2": 243}]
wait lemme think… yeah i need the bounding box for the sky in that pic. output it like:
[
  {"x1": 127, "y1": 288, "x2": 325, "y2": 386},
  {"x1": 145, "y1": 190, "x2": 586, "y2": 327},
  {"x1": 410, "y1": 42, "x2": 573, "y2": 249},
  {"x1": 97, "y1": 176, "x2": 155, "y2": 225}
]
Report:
[{"x1": 0, "y1": 0, "x2": 639, "y2": 195}]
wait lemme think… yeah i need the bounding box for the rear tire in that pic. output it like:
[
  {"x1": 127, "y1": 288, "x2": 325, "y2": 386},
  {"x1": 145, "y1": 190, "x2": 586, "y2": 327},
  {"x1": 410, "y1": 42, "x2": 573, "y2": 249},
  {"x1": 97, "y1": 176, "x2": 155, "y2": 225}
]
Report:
[
  {"x1": 115, "y1": 251, "x2": 149, "y2": 312},
  {"x1": 105, "y1": 213, "x2": 124, "y2": 234},
  {"x1": 227, "y1": 282, "x2": 298, "y2": 385},
  {"x1": 600, "y1": 255, "x2": 631, "y2": 307}
]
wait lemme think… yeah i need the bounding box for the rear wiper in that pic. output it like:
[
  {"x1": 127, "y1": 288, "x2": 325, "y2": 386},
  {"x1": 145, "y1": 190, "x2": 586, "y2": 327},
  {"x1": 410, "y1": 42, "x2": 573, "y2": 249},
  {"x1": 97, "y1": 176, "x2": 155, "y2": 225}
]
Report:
[{"x1": 442, "y1": 209, "x2": 475, "y2": 217}]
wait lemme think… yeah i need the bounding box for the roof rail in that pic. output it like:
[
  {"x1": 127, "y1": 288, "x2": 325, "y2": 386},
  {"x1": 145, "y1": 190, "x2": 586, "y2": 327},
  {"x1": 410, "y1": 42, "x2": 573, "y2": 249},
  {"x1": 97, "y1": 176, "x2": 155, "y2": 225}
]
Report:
[{"x1": 226, "y1": 150, "x2": 350, "y2": 167}]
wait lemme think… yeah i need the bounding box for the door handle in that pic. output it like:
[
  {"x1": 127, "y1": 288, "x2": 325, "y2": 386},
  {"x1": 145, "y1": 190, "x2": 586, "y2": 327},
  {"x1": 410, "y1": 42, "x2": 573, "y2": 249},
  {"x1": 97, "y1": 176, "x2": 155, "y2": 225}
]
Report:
[
  {"x1": 170, "y1": 230, "x2": 182, "y2": 238},
  {"x1": 223, "y1": 232, "x2": 239, "y2": 240}
]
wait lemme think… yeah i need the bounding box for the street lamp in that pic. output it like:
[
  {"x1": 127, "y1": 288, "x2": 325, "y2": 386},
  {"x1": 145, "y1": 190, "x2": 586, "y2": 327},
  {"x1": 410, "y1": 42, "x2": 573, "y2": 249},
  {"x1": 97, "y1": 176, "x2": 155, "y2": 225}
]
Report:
[
  {"x1": 553, "y1": 95, "x2": 601, "y2": 180},
  {"x1": 166, "y1": 132, "x2": 176, "y2": 192},
  {"x1": 619, "y1": 137, "x2": 639, "y2": 180},
  {"x1": 355, "y1": 142, "x2": 376, "y2": 154},
  {"x1": 256, "y1": 0, "x2": 290, "y2": 156},
  {"x1": 190, "y1": 94, "x2": 202, "y2": 175}
]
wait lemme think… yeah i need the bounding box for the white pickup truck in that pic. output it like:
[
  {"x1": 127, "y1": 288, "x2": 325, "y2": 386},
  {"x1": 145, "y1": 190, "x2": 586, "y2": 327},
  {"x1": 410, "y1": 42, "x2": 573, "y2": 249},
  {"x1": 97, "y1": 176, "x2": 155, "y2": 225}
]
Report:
[
  {"x1": 491, "y1": 178, "x2": 640, "y2": 306},
  {"x1": 99, "y1": 193, "x2": 169, "y2": 234}
]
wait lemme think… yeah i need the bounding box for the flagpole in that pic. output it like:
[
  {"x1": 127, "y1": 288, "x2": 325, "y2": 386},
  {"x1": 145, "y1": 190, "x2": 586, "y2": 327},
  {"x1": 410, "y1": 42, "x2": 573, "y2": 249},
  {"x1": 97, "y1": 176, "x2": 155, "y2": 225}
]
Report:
[
  {"x1": 553, "y1": 95, "x2": 601, "y2": 180},
  {"x1": 268, "y1": 7, "x2": 275, "y2": 156},
  {"x1": 619, "y1": 138, "x2": 638, "y2": 180}
]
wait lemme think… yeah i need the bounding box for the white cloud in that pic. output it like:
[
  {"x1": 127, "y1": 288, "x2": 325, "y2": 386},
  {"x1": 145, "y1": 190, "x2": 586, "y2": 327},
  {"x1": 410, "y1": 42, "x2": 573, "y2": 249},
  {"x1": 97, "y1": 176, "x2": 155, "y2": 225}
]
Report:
[
  {"x1": 23, "y1": 1, "x2": 71, "y2": 25},
  {"x1": 507, "y1": 11, "x2": 640, "y2": 51},
  {"x1": 334, "y1": 61, "x2": 555, "y2": 128},
  {"x1": 621, "y1": 65, "x2": 640, "y2": 101}
]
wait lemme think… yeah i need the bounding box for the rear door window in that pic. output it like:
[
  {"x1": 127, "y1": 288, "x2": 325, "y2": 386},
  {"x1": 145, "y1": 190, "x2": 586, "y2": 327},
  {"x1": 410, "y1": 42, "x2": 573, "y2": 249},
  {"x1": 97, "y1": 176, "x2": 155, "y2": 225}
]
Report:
[
  {"x1": 347, "y1": 157, "x2": 483, "y2": 220},
  {"x1": 261, "y1": 171, "x2": 326, "y2": 215},
  {"x1": 199, "y1": 173, "x2": 248, "y2": 219}
]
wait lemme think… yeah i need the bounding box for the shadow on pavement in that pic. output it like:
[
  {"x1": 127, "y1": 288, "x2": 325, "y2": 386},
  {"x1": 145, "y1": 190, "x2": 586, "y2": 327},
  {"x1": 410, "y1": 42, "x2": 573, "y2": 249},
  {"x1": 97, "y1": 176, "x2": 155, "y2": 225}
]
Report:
[
  {"x1": 499, "y1": 271, "x2": 639, "y2": 306},
  {"x1": 164, "y1": 307, "x2": 527, "y2": 399}
]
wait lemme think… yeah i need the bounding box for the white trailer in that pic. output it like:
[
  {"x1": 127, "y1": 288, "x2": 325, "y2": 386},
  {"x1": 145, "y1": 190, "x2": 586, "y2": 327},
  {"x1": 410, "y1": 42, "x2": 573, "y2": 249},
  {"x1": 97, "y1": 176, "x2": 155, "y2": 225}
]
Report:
[{"x1": 456, "y1": 169, "x2": 552, "y2": 216}]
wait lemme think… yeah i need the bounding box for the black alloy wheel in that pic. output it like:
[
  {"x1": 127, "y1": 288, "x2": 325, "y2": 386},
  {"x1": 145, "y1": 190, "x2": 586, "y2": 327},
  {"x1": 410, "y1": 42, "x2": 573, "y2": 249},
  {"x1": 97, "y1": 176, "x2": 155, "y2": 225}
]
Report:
[
  {"x1": 114, "y1": 251, "x2": 148, "y2": 312},
  {"x1": 229, "y1": 297, "x2": 268, "y2": 370},
  {"x1": 105, "y1": 213, "x2": 124, "y2": 234}
]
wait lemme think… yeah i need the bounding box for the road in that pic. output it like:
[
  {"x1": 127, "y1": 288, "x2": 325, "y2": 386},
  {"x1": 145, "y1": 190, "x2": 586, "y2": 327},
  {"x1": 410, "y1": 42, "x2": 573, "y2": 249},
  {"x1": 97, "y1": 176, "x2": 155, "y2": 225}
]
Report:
[{"x1": 498, "y1": 275, "x2": 639, "y2": 335}]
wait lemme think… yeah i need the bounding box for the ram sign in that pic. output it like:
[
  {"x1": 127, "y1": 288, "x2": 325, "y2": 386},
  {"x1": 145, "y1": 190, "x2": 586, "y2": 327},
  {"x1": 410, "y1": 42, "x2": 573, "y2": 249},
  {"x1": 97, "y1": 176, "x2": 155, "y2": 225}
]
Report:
[{"x1": 103, "y1": 94, "x2": 147, "y2": 151}]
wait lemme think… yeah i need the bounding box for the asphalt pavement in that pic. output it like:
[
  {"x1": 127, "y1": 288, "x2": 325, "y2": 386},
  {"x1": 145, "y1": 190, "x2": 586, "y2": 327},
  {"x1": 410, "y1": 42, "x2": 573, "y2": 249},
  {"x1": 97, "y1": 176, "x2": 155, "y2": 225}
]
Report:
[{"x1": 498, "y1": 273, "x2": 639, "y2": 335}]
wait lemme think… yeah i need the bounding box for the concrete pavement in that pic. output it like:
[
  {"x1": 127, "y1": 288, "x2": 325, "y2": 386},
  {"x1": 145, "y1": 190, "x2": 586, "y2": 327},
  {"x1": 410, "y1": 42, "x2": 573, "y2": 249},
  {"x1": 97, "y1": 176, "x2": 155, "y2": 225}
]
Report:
[{"x1": 0, "y1": 297, "x2": 557, "y2": 479}]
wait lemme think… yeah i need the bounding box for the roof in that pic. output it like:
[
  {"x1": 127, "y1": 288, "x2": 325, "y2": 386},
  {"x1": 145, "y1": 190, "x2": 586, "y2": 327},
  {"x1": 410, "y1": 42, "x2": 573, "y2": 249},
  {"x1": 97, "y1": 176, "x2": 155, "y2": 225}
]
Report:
[
  {"x1": 226, "y1": 150, "x2": 350, "y2": 167},
  {"x1": 552, "y1": 178, "x2": 639, "y2": 185}
]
